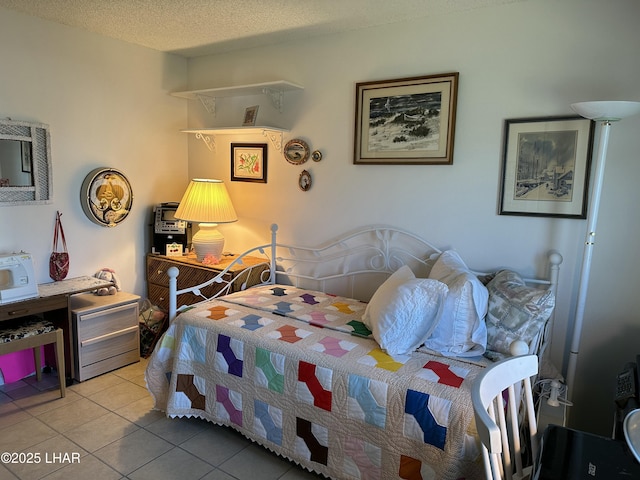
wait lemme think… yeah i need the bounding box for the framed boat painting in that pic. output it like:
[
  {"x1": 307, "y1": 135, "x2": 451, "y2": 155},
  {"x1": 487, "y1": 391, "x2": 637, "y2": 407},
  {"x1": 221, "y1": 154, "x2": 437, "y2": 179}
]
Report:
[
  {"x1": 499, "y1": 116, "x2": 595, "y2": 218},
  {"x1": 354, "y1": 72, "x2": 458, "y2": 165}
]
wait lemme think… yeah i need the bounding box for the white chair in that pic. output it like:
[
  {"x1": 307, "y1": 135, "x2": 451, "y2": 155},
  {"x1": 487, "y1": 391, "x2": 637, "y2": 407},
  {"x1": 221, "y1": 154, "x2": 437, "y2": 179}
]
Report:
[{"x1": 472, "y1": 354, "x2": 539, "y2": 480}]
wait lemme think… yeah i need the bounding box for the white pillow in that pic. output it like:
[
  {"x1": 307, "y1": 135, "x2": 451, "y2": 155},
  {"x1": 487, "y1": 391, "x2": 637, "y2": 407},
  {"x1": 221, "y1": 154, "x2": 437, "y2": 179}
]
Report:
[
  {"x1": 424, "y1": 250, "x2": 488, "y2": 357},
  {"x1": 363, "y1": 265, "x2": 449, "y2": 355}
]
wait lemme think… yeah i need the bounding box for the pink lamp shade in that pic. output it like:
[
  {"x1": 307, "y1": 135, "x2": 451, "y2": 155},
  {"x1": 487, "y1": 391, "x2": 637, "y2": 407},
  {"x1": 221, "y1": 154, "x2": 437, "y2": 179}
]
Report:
[{"x1": 174, "y1": 179, "x2": 237, "y2": 262}]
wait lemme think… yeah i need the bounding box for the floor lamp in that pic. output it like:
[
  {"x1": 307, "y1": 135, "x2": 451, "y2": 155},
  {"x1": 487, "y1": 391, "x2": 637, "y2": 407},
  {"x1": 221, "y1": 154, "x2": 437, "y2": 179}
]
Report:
[{"x1": 566, "y1": 101, "x2": 640, "y2": 401}]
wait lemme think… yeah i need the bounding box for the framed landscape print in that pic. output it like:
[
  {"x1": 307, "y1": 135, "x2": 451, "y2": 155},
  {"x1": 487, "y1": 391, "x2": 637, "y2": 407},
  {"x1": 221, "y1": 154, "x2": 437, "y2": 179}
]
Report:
[
  {"x1": 231, "y1": 143, "x2": 267, "y2": 183},
  {"x1": 499, "y1": 116, "x2": 594, "y2": 218},
  {"x1": 354, "y1": 72, "x2": 458, "y2": 165}
]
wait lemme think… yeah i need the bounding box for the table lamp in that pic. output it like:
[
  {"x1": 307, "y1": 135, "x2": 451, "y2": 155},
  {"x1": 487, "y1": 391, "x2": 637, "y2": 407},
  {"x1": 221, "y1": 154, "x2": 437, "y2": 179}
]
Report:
[{"x1": 174, "y1": 179, "x2": 238, "y2": 262}]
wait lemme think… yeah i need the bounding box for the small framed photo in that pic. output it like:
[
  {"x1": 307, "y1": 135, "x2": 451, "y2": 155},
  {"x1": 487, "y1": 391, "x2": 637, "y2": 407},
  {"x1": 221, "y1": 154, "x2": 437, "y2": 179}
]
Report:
[
  {"x1": 231, "y1": 143, "x2": 267, "y2": 183},
  {"x1": 21, "y1": 143, "x2": 32, "y2": 173},
  {"x1": 242, "y1": 105, "x2": 259, "y2": 126},
  {"x1": 499, "y1": 116, "x2": 595, "y2": 218},
  {"x1": 354, "y1": 72, "x2": 458, "y2": 165}
]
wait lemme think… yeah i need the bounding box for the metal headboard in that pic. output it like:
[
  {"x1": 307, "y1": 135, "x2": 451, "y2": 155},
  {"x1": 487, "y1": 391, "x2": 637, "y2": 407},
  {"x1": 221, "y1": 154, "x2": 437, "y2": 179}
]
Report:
[{"x1": 167, "y1": 224, "x2": 562, "y2": 330}]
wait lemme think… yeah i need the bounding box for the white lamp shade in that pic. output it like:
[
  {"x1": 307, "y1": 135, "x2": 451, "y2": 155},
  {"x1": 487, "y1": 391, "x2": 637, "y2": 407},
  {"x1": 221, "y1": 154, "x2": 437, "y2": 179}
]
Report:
[
  {"x1": 174, "y1": 179, "x2": 237, "y2": 224},
  {"x1": 571, "y1": 101, "x2": 640, "y2": 121},
  {"x1": 174, "y1": 179, "x2": 237, "y2": 261}
]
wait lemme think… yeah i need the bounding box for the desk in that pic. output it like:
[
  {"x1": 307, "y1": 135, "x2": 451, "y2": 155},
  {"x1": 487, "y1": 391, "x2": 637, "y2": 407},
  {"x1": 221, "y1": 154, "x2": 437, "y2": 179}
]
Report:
[{"x1": 0, "y1": 276, "x2": 113, "y2": 384}]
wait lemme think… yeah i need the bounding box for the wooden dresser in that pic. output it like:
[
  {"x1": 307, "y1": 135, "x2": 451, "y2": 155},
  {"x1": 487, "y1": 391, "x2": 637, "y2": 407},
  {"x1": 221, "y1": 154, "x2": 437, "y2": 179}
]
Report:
[{"x1": 146, "y1": 253, "x2": 269, "y2": 311}]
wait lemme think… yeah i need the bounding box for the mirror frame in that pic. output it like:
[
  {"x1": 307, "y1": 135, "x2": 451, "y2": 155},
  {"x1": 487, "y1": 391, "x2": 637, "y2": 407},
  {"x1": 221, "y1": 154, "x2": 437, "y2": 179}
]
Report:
[{"x1": 0, "y1": 118, "x2": 53, "y2": 205}]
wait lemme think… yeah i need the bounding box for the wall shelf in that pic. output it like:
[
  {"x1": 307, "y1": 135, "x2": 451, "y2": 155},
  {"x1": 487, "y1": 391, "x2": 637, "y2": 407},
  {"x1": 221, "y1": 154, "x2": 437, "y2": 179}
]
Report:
[
  {"x1": 183, "y1": 126, "x2": 290, "y2": 152},
  {"x1": 171, "y1": 80, "x2": 303, "y2": 115}
]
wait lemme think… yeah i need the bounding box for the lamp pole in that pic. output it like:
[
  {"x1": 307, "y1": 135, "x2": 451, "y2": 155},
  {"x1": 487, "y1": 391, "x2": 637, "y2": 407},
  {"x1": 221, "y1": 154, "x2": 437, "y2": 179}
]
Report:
[
  {"x1": 565, "y1": 117, "x2": 611, "y2": 399},
  {"x1": 566, "y1": 101, "x2": 640, "y2": 401}
]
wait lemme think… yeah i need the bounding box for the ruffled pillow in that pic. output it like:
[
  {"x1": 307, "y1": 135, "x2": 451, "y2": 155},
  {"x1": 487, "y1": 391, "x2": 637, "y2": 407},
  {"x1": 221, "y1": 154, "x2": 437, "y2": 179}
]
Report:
[
  {"x1": 363, "y1": 265, "x2": 449, "y2": 355},
  {"x1": 424, "y1": 250, "x2": 488, "y2": 357},
  {"x1": 485, "y1": 269, "x2": 555, "y2": 354}
]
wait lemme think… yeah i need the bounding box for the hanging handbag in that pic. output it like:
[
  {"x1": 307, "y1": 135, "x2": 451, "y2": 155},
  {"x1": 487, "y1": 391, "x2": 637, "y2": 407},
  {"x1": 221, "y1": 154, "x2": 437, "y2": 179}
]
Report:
[{"x1": 49, "y1": 210, "x2": 70, "y2": 281}]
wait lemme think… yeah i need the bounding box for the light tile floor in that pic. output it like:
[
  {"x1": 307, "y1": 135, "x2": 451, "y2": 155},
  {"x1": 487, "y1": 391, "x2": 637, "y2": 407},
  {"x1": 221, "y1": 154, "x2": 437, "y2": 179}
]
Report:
[{"x1": 0, "y1": 358, "x2": 322, "y2": 480}]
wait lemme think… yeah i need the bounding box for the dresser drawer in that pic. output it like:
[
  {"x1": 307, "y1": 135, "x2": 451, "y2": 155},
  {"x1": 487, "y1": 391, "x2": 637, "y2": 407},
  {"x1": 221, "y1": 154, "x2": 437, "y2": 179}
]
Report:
[
  {"x1": 145, "y1": 254, "x2": 269, "y2": 313},
  {"x1": 147, "y1": 257, "x2": 231, "y2": 288},
  {"x1": 77, "y1": 349, "x2": 140, "y2": 382},
  {"x1": 79, "y1": 325, "x2": 139, "y2": 367},
  {"x1": 76, "y1": 302, "x2": 138, "y2": 341},
  {"x1": 148, "y1": 283, "x2": 228, "y2": 311}
]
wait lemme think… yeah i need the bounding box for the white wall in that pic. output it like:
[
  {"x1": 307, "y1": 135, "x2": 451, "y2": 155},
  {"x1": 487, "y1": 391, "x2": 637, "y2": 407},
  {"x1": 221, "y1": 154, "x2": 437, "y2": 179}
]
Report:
[
  {"x1": 185, "y1": 0, "x2": 640, "y2": 434},
  {"x1": 0, "y1": 8, "x2": 189, "y2": 295}
]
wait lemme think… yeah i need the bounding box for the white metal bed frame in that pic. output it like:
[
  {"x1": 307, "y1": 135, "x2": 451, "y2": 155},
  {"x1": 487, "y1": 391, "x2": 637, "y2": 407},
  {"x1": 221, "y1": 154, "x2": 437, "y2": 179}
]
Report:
[{"x1": 167, "y1": 224, "x2": 562, "y2": 356}]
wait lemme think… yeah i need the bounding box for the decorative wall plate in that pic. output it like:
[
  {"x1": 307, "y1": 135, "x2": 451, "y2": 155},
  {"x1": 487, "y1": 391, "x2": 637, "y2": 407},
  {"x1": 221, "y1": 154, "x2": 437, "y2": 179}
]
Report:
[
  {"x1": 80, "y1": 167, "x2": 133, "y2": 227},
  {"x1": 284, "y1": 139, "x2": 310, "y2": 165},
  {"x1": 299, "y1": 170, "x2": 312, "y2": 191},
  {"x1": 312, "y1": 150, "x2": 323, "y2": 162}
]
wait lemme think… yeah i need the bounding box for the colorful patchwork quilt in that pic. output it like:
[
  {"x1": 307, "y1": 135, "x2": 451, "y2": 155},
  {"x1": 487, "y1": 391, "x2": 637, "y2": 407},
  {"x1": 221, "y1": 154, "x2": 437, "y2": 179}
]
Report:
[{"x1": 145, "y1": 285, "x2": 485, "y2": 479}]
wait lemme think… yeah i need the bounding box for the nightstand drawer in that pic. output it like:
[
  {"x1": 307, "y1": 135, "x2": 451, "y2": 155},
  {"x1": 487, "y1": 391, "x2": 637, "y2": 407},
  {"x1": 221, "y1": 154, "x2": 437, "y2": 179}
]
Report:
[
  {"x1": 79, "y1": 325, "x2": 139, "y2": 366},
  {"x1": 76, "y1": 303, "x2": 138, "y2": 341},
  {"x1": 78, "y1": 349, "x2": 140, "y2": 382}
]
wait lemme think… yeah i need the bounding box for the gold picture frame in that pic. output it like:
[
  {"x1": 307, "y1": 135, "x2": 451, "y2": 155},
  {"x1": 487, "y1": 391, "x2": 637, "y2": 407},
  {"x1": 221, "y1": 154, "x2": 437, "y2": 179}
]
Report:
[{"x1": 354, "y1": 72, "x2": 458, "y2": 165}]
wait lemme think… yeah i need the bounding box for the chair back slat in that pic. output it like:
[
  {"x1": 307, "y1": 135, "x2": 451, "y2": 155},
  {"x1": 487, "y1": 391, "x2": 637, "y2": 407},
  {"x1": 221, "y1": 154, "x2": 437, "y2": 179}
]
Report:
[
  {"x1": 472, "y1": 354, "x2": 539, "y2": 480},
  {"x1": 495, "y1": 394, "x2": 512, "y2": 480},
  {"x1": 524, "y1": 379, "x2": 538, "y2": 460},
  {"x1": 507, "y1": 384, "x2": 523, "y2": 477}
]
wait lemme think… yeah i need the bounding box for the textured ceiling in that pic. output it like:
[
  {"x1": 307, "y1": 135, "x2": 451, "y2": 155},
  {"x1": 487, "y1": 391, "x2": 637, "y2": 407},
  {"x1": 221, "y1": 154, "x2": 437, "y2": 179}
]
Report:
[{"x1": 0, "y1": 0, "x2": 521, "y2": 57}]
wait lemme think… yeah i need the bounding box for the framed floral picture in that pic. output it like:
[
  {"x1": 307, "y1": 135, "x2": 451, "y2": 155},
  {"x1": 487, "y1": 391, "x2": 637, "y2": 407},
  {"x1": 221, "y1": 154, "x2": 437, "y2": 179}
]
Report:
[
  {"x1": 499, "y1": 116, "x2": 594, "y2": 218},
  {"x1": 231, "y1": 143, "x2": 267, "y2": 183},
  {"x1": 354, "y1": 72, "x2": 458, "y2": 164}
]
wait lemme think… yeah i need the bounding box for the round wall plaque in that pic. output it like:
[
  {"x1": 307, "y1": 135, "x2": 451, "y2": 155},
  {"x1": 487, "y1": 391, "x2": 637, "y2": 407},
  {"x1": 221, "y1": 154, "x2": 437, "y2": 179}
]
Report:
[
  {"x1": 80, "y1": 167, "x2": 133, "y2": 227},
  {"x1": 283, "y1": 139, "x2": 310, "y2": 165}
]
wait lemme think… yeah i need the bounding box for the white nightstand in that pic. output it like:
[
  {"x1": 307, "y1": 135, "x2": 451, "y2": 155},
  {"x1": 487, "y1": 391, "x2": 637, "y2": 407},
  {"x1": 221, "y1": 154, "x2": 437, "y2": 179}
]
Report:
[{"x1": 70, "y1": 292, "x2": 140, "y2": 381}]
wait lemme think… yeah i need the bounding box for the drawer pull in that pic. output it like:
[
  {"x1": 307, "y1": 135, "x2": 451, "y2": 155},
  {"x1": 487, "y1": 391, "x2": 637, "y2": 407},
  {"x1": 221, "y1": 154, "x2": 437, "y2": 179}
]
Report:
[
  {"x1": 157, "y1": 269, "x2": 164, "y2": 275},
  {"x1": 81, "y1": 326, "x2": 138, "y2": 347},
  {"x1": 7, "y1": 308, "x2": 30, "y2": 316}
]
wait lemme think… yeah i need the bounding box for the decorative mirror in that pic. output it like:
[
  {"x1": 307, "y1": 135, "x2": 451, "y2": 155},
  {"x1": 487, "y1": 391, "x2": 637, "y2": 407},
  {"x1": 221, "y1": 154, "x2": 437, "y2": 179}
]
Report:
[
  {"x1": 0, "y1": 119, "x2": 52, "y2": 205},
  {"x1": 284, "y1": 139, "x2": 310, "y2": 165}
]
